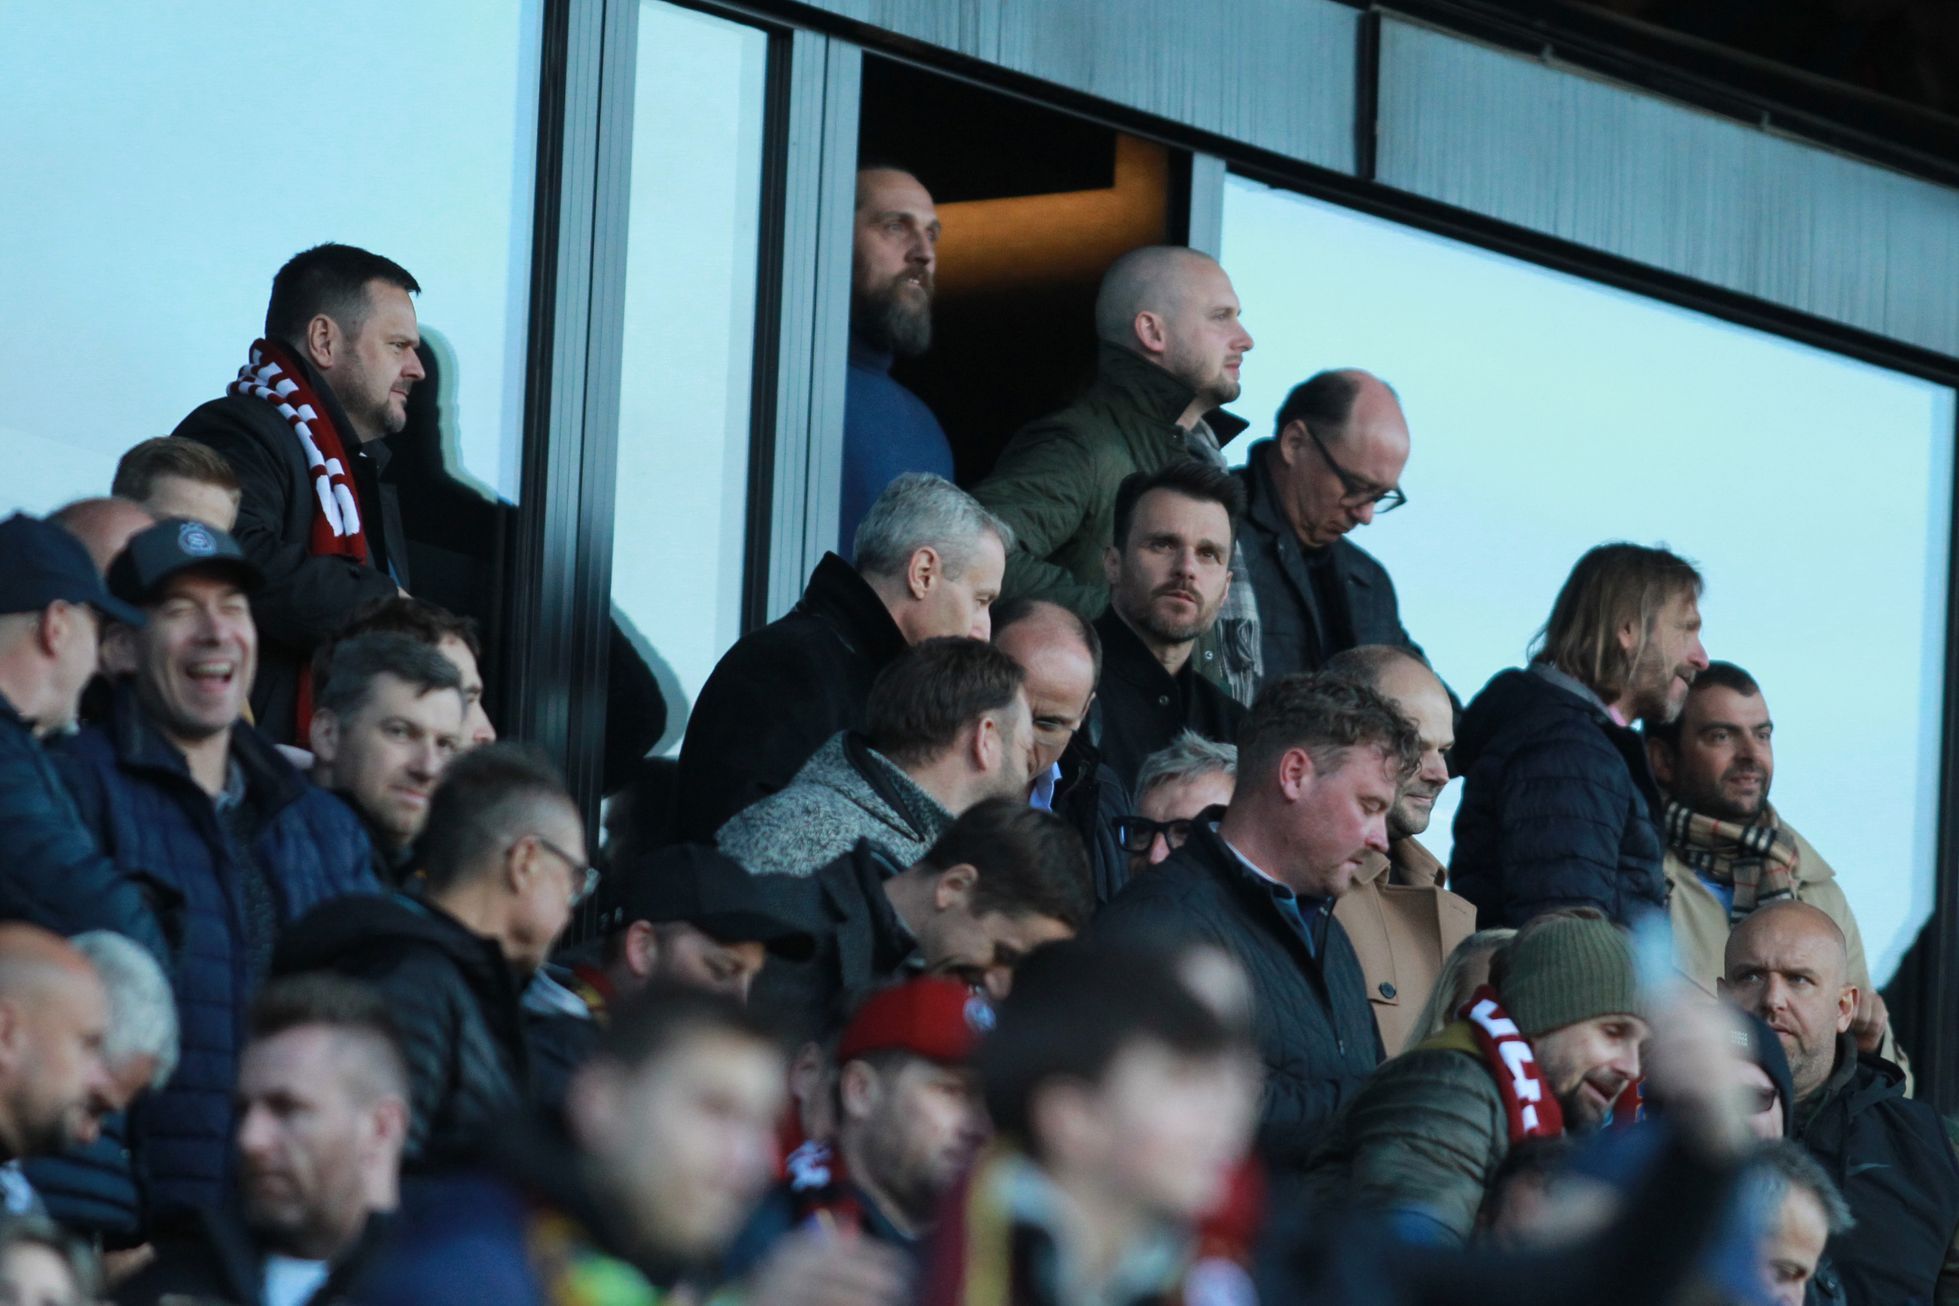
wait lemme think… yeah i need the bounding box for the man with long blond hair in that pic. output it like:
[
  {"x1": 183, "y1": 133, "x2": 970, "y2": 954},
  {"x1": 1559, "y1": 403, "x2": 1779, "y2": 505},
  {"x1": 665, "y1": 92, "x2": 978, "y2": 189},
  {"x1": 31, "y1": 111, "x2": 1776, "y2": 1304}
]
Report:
[{"x1": 1448, "y1": 543, "x2": 1709, "y2": 927}]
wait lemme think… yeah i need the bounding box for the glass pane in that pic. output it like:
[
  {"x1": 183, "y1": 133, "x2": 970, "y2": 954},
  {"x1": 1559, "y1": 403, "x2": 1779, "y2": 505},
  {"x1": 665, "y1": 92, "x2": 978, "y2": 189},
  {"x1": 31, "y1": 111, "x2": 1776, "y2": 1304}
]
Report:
[
  {"x1": 1223, "y1": 176, "x2": 1955, "y2": 985},
  {"x1": 610, "y1": 2, "x2": 769, "y2": 769},
  {"x1": 0, "y1": 0, "x2": 542, "y2": 702}
]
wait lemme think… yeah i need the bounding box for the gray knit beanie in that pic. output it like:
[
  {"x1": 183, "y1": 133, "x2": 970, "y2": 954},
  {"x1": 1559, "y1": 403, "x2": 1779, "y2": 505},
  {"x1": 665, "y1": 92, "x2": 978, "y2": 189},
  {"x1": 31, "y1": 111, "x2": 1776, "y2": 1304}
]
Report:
[{"x1": 1496, "y1": 914, "x2": 1642, "y2": 1039}]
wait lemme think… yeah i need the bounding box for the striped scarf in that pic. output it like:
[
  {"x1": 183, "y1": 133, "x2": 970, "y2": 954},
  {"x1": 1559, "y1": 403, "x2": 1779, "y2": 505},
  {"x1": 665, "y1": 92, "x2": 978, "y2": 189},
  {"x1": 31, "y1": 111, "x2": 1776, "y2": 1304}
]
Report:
[{"x1": 1663, "y1": 800, "x2": 1800, "y2": 923}]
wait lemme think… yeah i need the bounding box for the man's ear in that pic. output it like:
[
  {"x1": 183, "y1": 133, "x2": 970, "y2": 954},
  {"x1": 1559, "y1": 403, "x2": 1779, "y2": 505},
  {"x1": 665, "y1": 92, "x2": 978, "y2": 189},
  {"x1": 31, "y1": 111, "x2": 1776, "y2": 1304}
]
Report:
[
  {"x1": 838, "y1": 1058, "x2": 882, "y2": 1124},
  {"x1": 971, "y1": 716, "x2": 1000, "y2": 772},
  {"x1": 624, "y1": 920, "x2": 659, "y2": 980},
  {"x1": 1277, "y1": 419, "x2": 1309, "y2": 466},
  {"x1": 1646, "y1": 736, "x2": 1675, "y2": 789},
  {"x1": 304, "y1": 313, "x2": 340, "y2": 369},
  {"x1": 906, "y1": 546, "x2": 942, "y2": 602},
  {"x1": 1276, "y1": 745, "x2": 1315, "y2": 801},
  {"x1": 932, "y1": 863, "x2": 979, "y2": 912},
  {"x1": 370, "y1": 1095, "x2": 411, "y2": 1154},
  {"x1": 1027, "y1": 1079, "x2": 1099, "y2": 1171},
  {"x1": 99, "y1": 623, "x2": 139, "y2": 677},
  {"x1": 1132, "y1": 309, "x2": 1168, "y2": 359},
  {"x1": 564, "y1": 1062, "x2": 621, "y2": 1154},
  {"x1": 1102, "y1": 544, "x2": 1122, "y2": 590},
  {"x1": 309, "y1": 711, "x2": 341, "y2": 768},
  {"x1": 1616, "y1": 618, "x2": 1640, "y2": 657},
  {"x1": 1834, "y1": 983, "x2": 1859, "y2": 1035}
]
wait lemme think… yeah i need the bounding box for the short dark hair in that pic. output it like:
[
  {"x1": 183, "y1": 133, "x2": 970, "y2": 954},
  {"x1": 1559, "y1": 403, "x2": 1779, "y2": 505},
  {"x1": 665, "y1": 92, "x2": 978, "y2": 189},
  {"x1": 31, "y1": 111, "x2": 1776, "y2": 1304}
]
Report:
[
  {"x1": 313, "y1": 595, "x2": 483, "y2": 699},
  {"x1": 315, "y1": 632, "x2": 462, "y2": 721},
  {"x1": 265, "y1": 243, "x2": 421, "y2": 348},
  {"x1": 420, "y1": 744, "x2": 574, "y2": 893},
  {"x1": 1644, "y1": 660, "x2": 1763, "y2": 751},
  {"x1": 1110, "y1": 460, "x2": 1245, "y2": 554},
  {"x1": 978, "y1": 937, "x2": 1235, "y2": 1159},
  {"x1": 111, "y1": 437, "x2": 240, "y2": 501},
  {"x1": 1237, "y1": 672, "x2": 1422, "y2": 787},
  {"x1": 1274, "y1": 369, "x2": 1393, "y2": 440},
  {"x1": 600, "y1": 979, "x2": 782, "y2": 1068},
  {"x1": 249, "y1": 972, "x2": 411, "y2": 1101},
  {"x1": 865, "y1": 638, "x2": 1026, "y2": 768},
  {"x1": 991, "y1": 596, "x2": 1103, "y2": 685},
  {"x1": 919, "y1": 797, "x2": 1093, "y2": 931}
]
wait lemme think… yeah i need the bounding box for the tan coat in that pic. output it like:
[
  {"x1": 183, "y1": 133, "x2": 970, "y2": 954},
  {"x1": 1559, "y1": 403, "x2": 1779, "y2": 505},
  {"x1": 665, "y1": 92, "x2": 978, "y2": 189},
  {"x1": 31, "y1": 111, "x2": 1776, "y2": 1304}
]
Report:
[
  {"x1": 1333, "y1": 837, "x2": 1477, "y2": 1056},
  {"x1": 1666, "y1": 820, "x2": 1912, "y2": 1088}
]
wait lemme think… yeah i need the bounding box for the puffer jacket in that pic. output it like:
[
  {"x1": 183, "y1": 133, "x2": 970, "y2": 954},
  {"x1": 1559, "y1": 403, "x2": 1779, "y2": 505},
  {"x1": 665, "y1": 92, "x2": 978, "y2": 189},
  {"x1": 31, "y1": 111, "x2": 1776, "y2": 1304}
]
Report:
[
  {"x1": 1299, "y1": 1039, "x2": 1508, "y2": 1246},
  {"x1": 1449, "y1": 665, "x2": 1667, "y2": 928},
  {"x1": 273, "y1": 893, "x2": 530, "y2": 1168},
  {"x1": 715, "y1": 733, "x2": 951, "y2": 877},
  {"x1": 1095, "y1": 817, "x2": 1381, "y2": 1183},
  {"x1": 50, "y1": 683, "x2": 377, "y2": 1216}
]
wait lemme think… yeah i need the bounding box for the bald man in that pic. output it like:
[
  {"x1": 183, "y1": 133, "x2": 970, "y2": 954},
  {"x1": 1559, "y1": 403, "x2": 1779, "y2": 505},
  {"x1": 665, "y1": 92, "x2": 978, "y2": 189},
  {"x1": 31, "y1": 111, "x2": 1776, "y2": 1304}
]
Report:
[
  {"x1": 0, "y1": 924, "x2": 119, "y2": 1163},
  {"x1": 1723, "y1": 901, "x2": 1959, "y2": 1305},
  {"x1": 973, "y1": 245, "x2": 1259, "y2": 702},
  {"x1": 48, "y1": 498, "x2": 156, "y2": 576},
  {"x1": 1324, "y1": 646, "x2": 1474, "y2": 1054},
  {"x1": 1235, "y1": 370, "x2": 1423, "y2": 685}
]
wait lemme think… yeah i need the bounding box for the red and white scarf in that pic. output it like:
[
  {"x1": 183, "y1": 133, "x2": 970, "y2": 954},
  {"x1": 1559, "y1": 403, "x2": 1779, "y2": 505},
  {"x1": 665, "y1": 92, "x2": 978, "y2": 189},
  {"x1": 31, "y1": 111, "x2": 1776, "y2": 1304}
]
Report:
[
  {"x1": 230, "y1": 339, "x2": 370, "y2": 564},
  {"x1": 1456, "y1": 986, "x2": 1565, "y2": 1143},
  {"x1": 229, "y1": 339, "x2": 371, "y2": 739}
]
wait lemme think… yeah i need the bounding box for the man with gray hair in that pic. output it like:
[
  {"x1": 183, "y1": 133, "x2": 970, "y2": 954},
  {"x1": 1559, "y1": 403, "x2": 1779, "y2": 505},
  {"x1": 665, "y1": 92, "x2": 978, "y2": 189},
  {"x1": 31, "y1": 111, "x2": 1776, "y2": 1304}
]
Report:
[
  {"x1": 1746, "y1": 1140, "x2": 1853, "y2": 1306},
  {"x1": 309, "y1": 632, "x2": 465, "y2": 884},
  {"x1": 677, "y1": 473, "x2": 1011, "y2": 841},
  {"x1": 974, "y1": 245, "x2": 1260, "y2": 701},
  {"x1": 20, "y1": 931, "x2": 179, "y2": 1240},
  {"x1": 1119, "y1": 730, "x2": 1238, "y2": 877}
]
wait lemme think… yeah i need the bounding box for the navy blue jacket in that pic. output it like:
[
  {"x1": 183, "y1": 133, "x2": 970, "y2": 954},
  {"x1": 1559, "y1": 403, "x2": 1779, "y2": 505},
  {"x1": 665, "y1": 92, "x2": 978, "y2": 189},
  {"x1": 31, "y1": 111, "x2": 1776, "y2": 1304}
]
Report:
[
  {"x1": 51, "y1": 684, "x2": 377, "y2": 1216},
  {"x1": 1448, "y1": 665, "x2": 1667, "y2": 928},
  {"x1": 839, "y1": 334, "x2": 954, "y2": 558}
]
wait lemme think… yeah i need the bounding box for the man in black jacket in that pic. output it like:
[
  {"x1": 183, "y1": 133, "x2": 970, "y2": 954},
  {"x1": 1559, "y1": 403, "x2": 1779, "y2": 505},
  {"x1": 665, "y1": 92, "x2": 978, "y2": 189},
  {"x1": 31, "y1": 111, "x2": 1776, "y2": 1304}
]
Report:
[
  {"x1": 1451, "y1": 542, "x2": 1708, "y2": 928},
  {"x1": 676, "y1": 473, "x2": 1012, "y2": 841},
  {"x1": 750, "y1": 798, "x2": 1094, "y2": 1045},
  {"x1": 120, "y1": 974, "x2": 410, "y2": 1306},
  {"x1": 173, "y1": 243, "x2": 424, "y2": 743},
  {"x1": 1723, "y1": 901, "x2": 1959, "y2": 1304},
  {"x1": 1091, "y1": 461, "x2": 1247, "y2": 791},
  {"x1": 991, "y1": 597, "x2": 1131, "y2": 902},
  {"x1": 1096, "y1": 672, "x2": 1418, "y2": 1185},
  {"x1": 275, "y1": 745, "x2": 590, "y2": 1166},
  {"x1": 1235, "y1": 370, "x2": 1421, "y2": 684}
]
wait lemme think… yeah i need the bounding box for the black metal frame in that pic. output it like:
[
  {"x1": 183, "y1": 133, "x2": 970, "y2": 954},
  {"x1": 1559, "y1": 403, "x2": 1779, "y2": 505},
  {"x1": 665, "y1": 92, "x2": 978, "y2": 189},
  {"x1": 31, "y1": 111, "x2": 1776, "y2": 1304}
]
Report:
[{"x1": 510, "y1": 0, "x2": 1959, "y2": 1103}]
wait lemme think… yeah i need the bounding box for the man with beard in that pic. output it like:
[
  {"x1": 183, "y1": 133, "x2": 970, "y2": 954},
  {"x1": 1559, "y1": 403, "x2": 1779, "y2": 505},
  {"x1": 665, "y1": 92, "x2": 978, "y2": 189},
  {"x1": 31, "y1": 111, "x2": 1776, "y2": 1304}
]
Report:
[
  {"x1": 1236, "y1": 370, "x2": 1424, "y2": 682},
  {"x1": 974, "y1": 245, "x2": 1260, "y2": 701},
  {"x1": 840, "y1": 166, "x2": 955, "y2": 557},
  {"x1": 119, "y1": 975, "x2": 412, "y2": 1306},
  {"x1": 1722, "y1": 902, "x2": 1959, "y2": 1305},
  {"x1": 1088, "y1": 462, "x2": 1246, "y2": 791},
  {"x1": 1646, "y1": 662, "x2": 1903, "y2": 1073},
  {"x1": 1301, "y1": 910, "x2": 1649, "y2": 1244},
  {"x1": 1325, "y1": 646, "x2": 1476, "y2": 1056},
  {"x1": 724, "y1": 977, "x2": 990, "y2": 1276},
  {"x1": 0, "y1": 925, "x2": 118, "y2": 1166},
  {"x1": 1451, "y1": 543, "x2": 1709, "y2": 927},
  {"x1": 173, "y1": 243, "x2": 425, "y2": 744},
  {"x1": 56, "y1": 521, "x2": 378, "y2": 1218}
]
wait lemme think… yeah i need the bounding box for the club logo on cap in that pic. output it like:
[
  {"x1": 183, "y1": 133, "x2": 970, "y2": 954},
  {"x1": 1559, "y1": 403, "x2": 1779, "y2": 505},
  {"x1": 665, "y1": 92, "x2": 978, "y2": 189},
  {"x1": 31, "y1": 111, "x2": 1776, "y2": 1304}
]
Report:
[
  {"x1": 964, "y1": 994, "x2": 995, "y2": 1034},
  {"x1": 178, "y1": 522, "x2": 218, "y2": 557}
]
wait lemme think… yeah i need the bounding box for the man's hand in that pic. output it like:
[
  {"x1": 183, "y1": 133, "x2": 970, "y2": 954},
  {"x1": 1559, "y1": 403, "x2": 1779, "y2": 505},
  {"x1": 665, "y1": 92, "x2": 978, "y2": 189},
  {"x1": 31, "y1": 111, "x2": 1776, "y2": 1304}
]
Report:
[
  {"x1": 739, "y1": 1230, "x2": 909, "y2": 1306},
  {"x1": 1851, "y1": 988, "x2": 1889, "y2": 1054},
  {"x1": 1640, "y1": 991, "x2": 1754, "y2": 1158}
]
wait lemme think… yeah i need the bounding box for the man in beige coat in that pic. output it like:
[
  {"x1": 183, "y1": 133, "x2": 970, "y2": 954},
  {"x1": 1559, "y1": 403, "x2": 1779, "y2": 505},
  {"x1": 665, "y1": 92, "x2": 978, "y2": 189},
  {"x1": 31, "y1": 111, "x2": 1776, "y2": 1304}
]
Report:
[
  {"x1": 1325, "y1": 646, "x2": 1476, "y2": 1054},
  {"x1": 1648, "y1": 661, "x2": 1907, "y2": 1082}
]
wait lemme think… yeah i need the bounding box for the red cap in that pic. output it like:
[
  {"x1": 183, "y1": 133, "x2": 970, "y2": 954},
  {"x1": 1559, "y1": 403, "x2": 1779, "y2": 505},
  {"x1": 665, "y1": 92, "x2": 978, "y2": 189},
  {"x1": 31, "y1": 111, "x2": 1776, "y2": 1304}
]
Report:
[{"x1": 836, "y1": 977, "x2": 993, "y2": 1066}]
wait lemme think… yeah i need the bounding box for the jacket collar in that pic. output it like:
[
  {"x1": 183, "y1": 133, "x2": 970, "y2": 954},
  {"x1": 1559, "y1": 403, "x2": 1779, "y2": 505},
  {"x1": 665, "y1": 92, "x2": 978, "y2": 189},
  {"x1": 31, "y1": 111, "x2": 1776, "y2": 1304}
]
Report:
[
  {"x1": 1356, "y1": 835, "x2": 1447, "y2": 890},
  {"x1": 1243, "y1": 438, "x2": 1297, "y2": 539},
  {"x1": 823, "y1": 841, "x2": 917, "y2": 976},
  {"x1": 1088, "y1": 342, "x2": 1249, "y2": 446},
  {"x1": 798, "y1": 554, "x2": 909, "y2": 665},
  {"x1": 103, "y1": 679, "x2": 307, "y2": 814},
  {"x1": 1092, "y1": 606, "x2": 1190, "y2": 697}
]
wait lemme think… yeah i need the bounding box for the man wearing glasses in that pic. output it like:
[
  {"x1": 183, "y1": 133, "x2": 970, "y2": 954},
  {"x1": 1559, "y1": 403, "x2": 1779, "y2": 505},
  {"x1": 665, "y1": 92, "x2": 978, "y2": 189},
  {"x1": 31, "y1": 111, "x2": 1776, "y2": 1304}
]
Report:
[
  {"x1": 276, "y1": 744, "x2": 593, "y2": 1169},
  {"x1": 1235, "y1": 370, "x2": 1422, "y2": 685}
]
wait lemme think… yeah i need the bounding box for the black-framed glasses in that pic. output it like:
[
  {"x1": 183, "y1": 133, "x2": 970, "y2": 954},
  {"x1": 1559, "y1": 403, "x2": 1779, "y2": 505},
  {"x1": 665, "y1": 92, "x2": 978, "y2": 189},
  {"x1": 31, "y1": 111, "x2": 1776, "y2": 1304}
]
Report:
[
  {"x1": 1115, "y1": 815, "x2": 1197, "y2": 856},
  {"x1": 1308, "y1": 427, "x2": 1407, "y2": 513},
  {"x1": 529, "y1": 834, "x2": 599, "y2": 906}
]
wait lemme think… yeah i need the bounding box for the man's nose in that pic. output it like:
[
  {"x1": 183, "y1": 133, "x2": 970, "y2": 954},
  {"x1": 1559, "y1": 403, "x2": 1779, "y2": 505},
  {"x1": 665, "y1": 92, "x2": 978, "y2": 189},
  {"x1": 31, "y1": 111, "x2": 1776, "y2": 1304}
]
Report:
[
  {"x1": 1687, "y1": 636, "x2": 1710, "y2": 671},
  {"x1": 402, "y1": 349, "x2": 428, "y2": 382},
  {"x1": 1364, "y1": 814, "x2": 1391, "y2": 854},
  {"x1": 1235, "y1": 324, "x2": 1254, "y2": 353},
  {"x1": 1148, "y1": 831, "x2": 1174, "y2": 866},
  {"x1": 969, "y1": 611, "x2": 991, "y2": 641},
  {"x1": 1352, "y1": 500, "x2": 1377, "y2": 527}
]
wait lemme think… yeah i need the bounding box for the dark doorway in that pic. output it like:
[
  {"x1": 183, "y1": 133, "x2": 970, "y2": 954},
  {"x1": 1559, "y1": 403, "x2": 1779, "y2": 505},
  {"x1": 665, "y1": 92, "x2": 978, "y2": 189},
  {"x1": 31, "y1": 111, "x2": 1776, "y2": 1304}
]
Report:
[{"x1": 859, "y1": 57, "x2": 1189, "y2": 484}]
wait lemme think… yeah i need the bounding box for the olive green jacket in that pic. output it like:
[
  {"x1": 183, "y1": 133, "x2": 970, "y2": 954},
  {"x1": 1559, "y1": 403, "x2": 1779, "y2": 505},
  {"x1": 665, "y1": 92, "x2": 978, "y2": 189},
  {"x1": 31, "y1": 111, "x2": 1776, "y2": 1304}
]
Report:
[{"x1": 972, "y1": 342, "x2": 1248, "y2": 617}]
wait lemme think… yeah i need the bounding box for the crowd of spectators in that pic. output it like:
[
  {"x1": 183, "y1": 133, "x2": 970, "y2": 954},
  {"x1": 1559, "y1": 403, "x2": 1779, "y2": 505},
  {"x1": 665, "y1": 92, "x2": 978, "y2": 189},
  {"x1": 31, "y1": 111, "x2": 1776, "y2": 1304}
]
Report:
[{"x1": 0, "y1": 172, "x2": 1950, "y2": 1306}]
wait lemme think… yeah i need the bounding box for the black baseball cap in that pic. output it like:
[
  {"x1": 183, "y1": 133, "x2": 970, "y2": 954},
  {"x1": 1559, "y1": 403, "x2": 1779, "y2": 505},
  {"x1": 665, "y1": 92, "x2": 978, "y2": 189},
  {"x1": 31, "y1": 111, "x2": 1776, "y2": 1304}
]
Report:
[
  {"x1": 598, "y1": 844, "x2": 815, "y2": 963},
  {"x1": 0, "y1": 513, "x2": 145, "y2": 627},
  {"x1": 107, "y1": 518, "x2": 263, "y2": 609}
]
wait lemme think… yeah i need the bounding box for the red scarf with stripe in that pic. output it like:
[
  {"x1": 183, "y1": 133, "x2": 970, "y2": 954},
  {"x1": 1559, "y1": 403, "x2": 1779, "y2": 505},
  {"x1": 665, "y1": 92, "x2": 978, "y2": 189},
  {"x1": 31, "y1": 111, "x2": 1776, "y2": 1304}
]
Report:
[{"x1": 1456, "y1": 987, "x2": 1564, "y2": 1143}]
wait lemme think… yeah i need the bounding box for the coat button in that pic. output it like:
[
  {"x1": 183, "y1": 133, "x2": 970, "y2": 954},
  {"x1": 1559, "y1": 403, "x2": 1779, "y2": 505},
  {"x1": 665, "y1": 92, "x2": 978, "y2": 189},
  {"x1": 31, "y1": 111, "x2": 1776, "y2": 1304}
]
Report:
[
  {"x1": 1157, "y1": 695, "x2": 1170, "y2": 707},
  {"x1": 1378, "y1": 982, "x2": 1397, "y2": 999}
]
